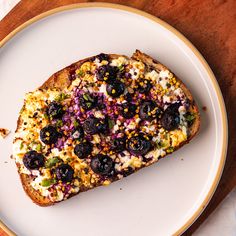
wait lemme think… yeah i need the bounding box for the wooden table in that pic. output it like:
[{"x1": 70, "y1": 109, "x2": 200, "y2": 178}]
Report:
[{"x1": 0, "y1": 0, "x2": 235, "y2": 235}]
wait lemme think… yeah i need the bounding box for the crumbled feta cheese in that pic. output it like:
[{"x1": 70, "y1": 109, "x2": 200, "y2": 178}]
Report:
[
  {"x1": 123, "y1": 156, "x2": 142, "y2": 168},
  {"x1": 126, "y1": 121, "x2": 136, "y2": 130},
  {"x1": 145, "y1": 70, "x2": 159, "y2": 81},
  {"x1": 94, "y1": 110, "x2": 105, "y2": 119},
  {"x1": 110, "y1": 57, "x2": 127, "y2": 67},
  {"x1": 181, "y1": 126, "x2": 188, "y2": 137},
  {"x1": 174, "y1": 88, "x2": 185, "y2": 98},
  {"x1": 99, "y1": 83, "x2": 107, "y2": 94},
  {"x1": 163, "y1": 95, "x2": 171, "y2": 103},
  {"x1": 159, "y1": 70, "x2": 170, "y2": 79},
  {"x1": 170, "y1": 130, "x2": 187, "y2": 147},
  {"x1": 92, "y1": 134, "x2": 101, "y2": 144},
  {"x1": 129, "y1": 67, "x2": 139, "y2": 79},
  {"x1": 54, "y1": 189, "x2": 64, "y2": 201},
  {"x1": 159, "y1": 77, "x2": 169, "y2": 89},
  {"x1": 31, "y1": 175, "x2": 50, "y2": 198},
  {"x1": 94, "y1": 58, "x2": 109, "y2": 67},
  {"x1": 145, "y1": 149, "x2": 162, "y2": 161}
]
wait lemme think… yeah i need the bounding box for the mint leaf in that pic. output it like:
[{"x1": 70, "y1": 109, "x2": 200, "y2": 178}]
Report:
[
  {"x1": 45, "y1": 157, "x2": 60, "y2": 168},
  {"x1": 41, "y1": 179, "x2": 56, "y2": 187},
  {"x1": 118, "y1": 65, "x2": 124, "y2": 71},
  {"x1": 108, "y1": 119, "x2": 115, "y2": 129},
  {"x1": 35, "y1": 143, "x2": 42, "y2": 152},
  {"x1": 167, "y1": 147, "x2": 174, "y2": 153},
  {"x1": 56, "y1": 119, "x2": 63, "y2": 127},
  {"x1": 185, "y1": 113, "x2": 195, "y2": 122},
  {"x1": 55, "y1": 93, "x2": 70, "y2": 102},
  {"x1": 20, "y1": 142, "x2": 24, "y2": 150},
  {"x1": 185, "y1": 112, "x2": 196, "y2": 126},
  {"x1": 77, "y1": 70, "x2": 85, "y2": 78},
  {"x1": 73, "y1": 120, "x2": 79, "y2": 127}
]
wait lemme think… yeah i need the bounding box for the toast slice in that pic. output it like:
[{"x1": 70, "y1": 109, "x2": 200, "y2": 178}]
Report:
[{"x1": 13, "y1": 50, "x2": 200, "y2": 206}]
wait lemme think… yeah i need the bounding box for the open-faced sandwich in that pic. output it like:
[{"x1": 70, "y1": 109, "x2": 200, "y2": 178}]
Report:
[{"x1": 13, "y1": 50, "x2": 200, "y2": 206}]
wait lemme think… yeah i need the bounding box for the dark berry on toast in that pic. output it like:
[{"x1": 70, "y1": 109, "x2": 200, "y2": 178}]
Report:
[
  {"x1": 124, "y1": 92, "x2": 132, "y2": 102},
  {"x1": 111, "y1": 137, "x2": 126, "y2": 153},
  {"x1": 83, "y1": 117, "x2": 100, "y2": 134},
  {"x1": 106, "y1": 81, "x2": 125, "y2": 97},
  {"x1": 71, "y1": 125, "x2": 84, "y2": 140},
  {"x1": 127, "y1": 134, "x2": 152, "y2": 156},
  {"x1": 83, "y1": 116, "x2": 109, "y2": 134},
  {"x1": 40, "y1": 125, "x2": 61, "y2": 145},
  {"x1": 79, "y1": 93, "x2": 97, "y2": 111},
  {"x1": 74, "y1": 140, "x2": 93, "y2": 159},
  {"x1": 96, "y1": 53, "x2": 109, "y2": 62},
  {"x1": 97, "y1": 117, "x2": 109, "y2": 133},
  {"x1": 139, "y1": 100, "x2": 161, "y2": 121},
  {"x1": 55, "y1": 164, "x2": 74, "y2": 183},
  {"x1": 47, "y1": 101, "x2": 64, "y2": 119},
  {"x1": 138, "y1": 80, "x2": 152, "y2": 94},
  {"x1": 160, "y1": 103, "x2": 181, "y2": 130},
  {"x1": 23, "y1": 150, "x2": 45, "y2": 170},
  {"x1": 90, "y1": 154, "x2": 114, "y2": 176},
  {"x1": 120, "y1": 102, "x2": 137, "y2": 119},
  {"x1": 96, "y1": 65, "x2": 118, "y2": 83},
  {"x1": 120, "y1": 166, "x2": 134, "y2": 177}
]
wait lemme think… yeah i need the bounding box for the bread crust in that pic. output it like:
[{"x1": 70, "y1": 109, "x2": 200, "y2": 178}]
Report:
[{"x1": 15, "y1": 51, "x2": 200, "y2": 206}]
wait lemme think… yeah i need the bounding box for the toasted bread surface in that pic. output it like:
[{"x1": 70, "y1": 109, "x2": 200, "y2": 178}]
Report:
[{"x1": 14, "y1": 51, "x2": 200, "y2": 206}]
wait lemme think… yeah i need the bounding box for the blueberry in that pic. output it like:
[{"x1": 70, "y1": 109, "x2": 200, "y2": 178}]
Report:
[
  {"x1": 96, "y1": 65, "x2": 118, "y2": 82},
  {"x1": 55, "y1": 164, "x2": 74, "y2": 183},
  {"x1": 83, "y1": 116, "x2": 109, "y2": 134},
  {"x1": 120, "y1": 102, "x2": 137, "y2": 119},
  {"x1": 74, "y1": 140, "x2": 93, "y2": 159},
  {"x1": 161, "y1": 113, "x2": 180, "y2": 131},
  {"x1": 160, "y1": 103, "x2": 180, "y2": 130},
  {"x1": 127, "y1": 134, "x2": 152, "y2": 156},
  {"x1": 90, "y1": 154, "x2": 114, "y2": 176},
  {"x1": 96, "y1": 53, "x2": 109, "y2": 62},
  {"x1": 79, "y1": 93, "x2": 97, "y2": 111},
  {"x1": 106, "y1": 81, "x2": 125, "y2": 97},
  {"x1": 165, "y1": 102, "x2": 181, "y2": 114},
  {"x1": 40, "y1": 125, "x2": 61, "y2": 145},
  {"x1": 124, "y1": 93, "x2": 133, "y2": 102},
  {"x1": 138, "y1": 80, "x2": 152, "y2": 94},
  {"x1": 111, "y1": 137, "x2": 126, "y2": 153},
  {"x1": 23, "y1": 150, "x2": 45, "y2": 170},
  {"x1": 97, "y1": 118, "x2": 109, "y2": 133},
  {"x1": 47, "y1": 102, "x2": 64, "y2": 119},
  {"x1": 83, "y1": 117, "x2": 99, "y2": 135},
  {"x1": 139, "y1": 100, "x2": 161, "y2": 120},
  {"x1": 71, "y1": 125, "x2": 84, "y2": 140}
]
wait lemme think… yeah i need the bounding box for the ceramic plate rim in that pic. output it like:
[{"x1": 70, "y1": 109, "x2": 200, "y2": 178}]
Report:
[{"x1": 0, "y1": 3, "x2": 228, "y2": 236}]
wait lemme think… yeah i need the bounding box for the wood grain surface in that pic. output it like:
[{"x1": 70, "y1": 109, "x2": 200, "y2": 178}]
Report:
[{"x1": 0, "y1": 0, "x2": 235, "y2": 235}]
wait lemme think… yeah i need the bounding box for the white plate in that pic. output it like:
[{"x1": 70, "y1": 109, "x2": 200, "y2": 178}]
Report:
[{"x1": 0, "y1": 3, "x2": 227, "y2": 236}]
